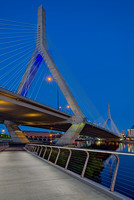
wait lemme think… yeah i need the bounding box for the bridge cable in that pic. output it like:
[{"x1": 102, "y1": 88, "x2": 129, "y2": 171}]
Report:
[
  {"x1": 0, "y1": 44, "x2": 36, "y2": 69},
  {"x1": 1, "y1": 47, "x2": 35, "y2": 90},
  {"x1": 28, "y1": 63, "x2": 47, "y2": 99},
  {"x1": 0, "y1": 37, "x2": 36, "y2": 46},
  {"x1": 0, "y1": 41, "x2": 37, "y2": 57},
  {"x1": 0, "y1": 19, "x2": 36, "y2": 27},
  {"x1": 0, "y1": 50, "x2": 35, "y2": 83}
]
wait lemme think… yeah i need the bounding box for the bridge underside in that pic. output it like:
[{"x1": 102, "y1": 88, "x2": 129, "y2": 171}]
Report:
[
  {"x1": 33, "y1": 124, "x2": 119, "y2": 139},
  {"x1": 0, "y1": 88, "x2": 119, "y2": 139}
]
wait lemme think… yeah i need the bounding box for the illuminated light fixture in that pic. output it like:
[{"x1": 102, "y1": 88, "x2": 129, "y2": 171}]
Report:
[
  {"x1": 26, "y1": 122, "x2": 34, "y2": 125},
  {"x1": 66, "y1": 105, "x2": 70, "y2": 109},
  {"x1": 2, "y1": 129, "x2": 5, "y2": 133},
  {"x1": 59, "y1": 106, "x2": 61, "y2": 109},
  {"x1": 50, "y1": 134, "x2": 52, "y2": 137},
  {"x1": 47, "y1": 76, "x2": 52, "y2": 82},
  {"x1": 24, "y1": 113, "x2": 42, "y2": 117},
  {"x1": 0, "y1": 100, "x2": 11, "y2": 105}
]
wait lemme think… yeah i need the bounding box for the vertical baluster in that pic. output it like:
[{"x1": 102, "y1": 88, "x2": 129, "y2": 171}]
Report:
[
  {"x1": 36, "y1": 146, "x2": 40, "y2": 154},
  {"x1": 32, "y1": 146, "x2": 35, "y2": 152},
  {"x1": 39, "y1": 146, "x2": 43, "y2": 157},
  {"x1": 65, "y1": 149, "x2": 72, "y2": 169},
  {"x1": 43, "y1": 146, "x2": 47, "y2": 158},
  {"x1": 34, "y1": 146, "x2": 37, "y2": 153},
  {"x1": 81, "y1": 151, "x2": 89, "y2": 178},
  {"x1": 110, "y1": 155, "x2": 119, "y2": 192},
  {"x1": 48, "y1": 147, "x2": 53, "y2": 161},
  {"x1": 55, "y1": 148, "x2": 60, "y2": 164}
]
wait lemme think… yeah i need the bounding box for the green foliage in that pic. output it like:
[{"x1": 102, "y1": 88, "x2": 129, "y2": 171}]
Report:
[{"x1": 0, "y1": 133, "x2": 10, "y2": 139}]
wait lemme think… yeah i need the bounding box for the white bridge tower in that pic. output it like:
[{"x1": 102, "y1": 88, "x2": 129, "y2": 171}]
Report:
[{"x1": 17, "y1": 5, "x2": 86, "y2": 145}]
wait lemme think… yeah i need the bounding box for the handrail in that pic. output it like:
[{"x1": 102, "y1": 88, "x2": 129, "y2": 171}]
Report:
[
  {"x1": 25, "y1": 143, "x2": 134, "y2": 199},
  {"x1": 26, "y1": 144, "x2": 134, "y2": 156}
]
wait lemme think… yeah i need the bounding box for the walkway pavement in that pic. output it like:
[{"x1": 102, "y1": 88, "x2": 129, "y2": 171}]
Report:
[{"x1": 0, "y1": 150, "x2": 113, "y2": 200}]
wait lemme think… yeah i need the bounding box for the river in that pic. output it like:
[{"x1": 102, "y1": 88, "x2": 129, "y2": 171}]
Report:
[{"x1": 75, "y1": 140, "x2": 134, "y2": 199}]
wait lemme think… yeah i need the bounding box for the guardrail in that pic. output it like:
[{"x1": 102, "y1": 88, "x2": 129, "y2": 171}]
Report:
[
  {"x1": 25, "y1": 144, "x2": 134, "y2": 199},
  {"x1": 0, "y1": 143, "x2": 9, "y2": 151}
]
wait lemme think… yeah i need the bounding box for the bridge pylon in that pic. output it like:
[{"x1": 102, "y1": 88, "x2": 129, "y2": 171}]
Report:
[
  {"x1": 16, "y1": 5, "x2": 87, "y2": 145},
  {"x1": 4, "y1": 121, "x2": 29, "y2": 143},
  {"x1": 103, "y1": 104, "x2": 121, "y2": 138}
]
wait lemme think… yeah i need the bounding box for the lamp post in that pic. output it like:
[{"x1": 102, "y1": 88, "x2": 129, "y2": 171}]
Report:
[
  {"x1": 57, "y1": 85, "x2": 59, "y2": 110},
  {"x1": 47, "y1": 76, "x2": 60, "y2": 110},
  {"x1": 66, "y1": 105, "x2": 70, "y2": 114}
]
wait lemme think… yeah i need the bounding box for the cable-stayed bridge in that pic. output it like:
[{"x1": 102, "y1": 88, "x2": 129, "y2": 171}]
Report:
[
  {"x1": 0, "y1": 5, "x2": 122, "y2": 145},
  {"x1": 104, "y1": 104, "x2": 121, "y2": 136}
]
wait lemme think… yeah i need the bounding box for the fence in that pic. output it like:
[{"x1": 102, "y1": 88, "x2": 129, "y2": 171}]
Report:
[
  {"x1": 0, "y1": 142, "x2": 9, "y2": 151},
  {"x1": 25, "y1": 144, "x2": 134, "y2": 199}
]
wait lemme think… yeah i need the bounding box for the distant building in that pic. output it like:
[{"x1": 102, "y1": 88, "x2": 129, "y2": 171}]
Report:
[
  {"x1": 23, "y1": 131, "x2": 61, "y2": 142},
  {"x1": 127, "y1": 126, "x2": 134, "y2": 138},
  {"x1": 121, "y1": 130, "x2": 126, "y2": 137}
]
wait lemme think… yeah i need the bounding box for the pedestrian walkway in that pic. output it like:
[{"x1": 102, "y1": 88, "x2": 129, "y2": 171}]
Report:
[{"x1": 0, "y1": 150, "x2": 113, "y2": 200}]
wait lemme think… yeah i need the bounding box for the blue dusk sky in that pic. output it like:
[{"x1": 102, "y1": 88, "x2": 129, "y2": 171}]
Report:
[{"x1": 0, "y1": 0, "x2": 134, "y2": 132}]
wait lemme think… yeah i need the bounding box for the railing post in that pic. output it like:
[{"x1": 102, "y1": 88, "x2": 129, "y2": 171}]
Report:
[
  {"x1": 55, "y1": 148, "x2": 60, "y2": 164},
  {"x1": 65, "y1": 149, "x2": 72, "y2": 169},
  {"x1": 32, "y1": 146, "x2": 35, "y2": 152},
  {"x1": 81, "y1": 151, "x2": 89, "y2": 178},
  {"x1": 28, "y1": 145, "x2": 30, "y2": 151},
  {"x1": 0, "y1": 143, "x2": 9, "y2": 151},
  {"x1": 34, "y1": 146, "x2": 37, "y2": 153},
  {"x1": 48, "y1": 147, "x2": 53, "y2": 161},
  {"x1": 29, "y1": 145, "x2": 31, "y2": 151},
  {"x1": 33, "y1": 146, "x2": 35, "y2": 153},
  {"x1": 26, "y1": 144, "x2": 29, "y2": 150},
  {"x1": 110, "y1": 155, "x2": 119, "y2": 192},
  {"x1": 39, "y1": 146, "x2": 43, "y2": 157},
  {"x1": 37, "y1": 146, "x2": 40, "y2": 155},
  {"x1": 43, "y1": 146, "x2": 47, "y2": 158}
]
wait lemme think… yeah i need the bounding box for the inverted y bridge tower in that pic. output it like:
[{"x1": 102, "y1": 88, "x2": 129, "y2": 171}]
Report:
[
  {"x1": 16, "y1": 5, "x2": 86, "y2": 145},
  {"x1": 103, "y1": 104, "x2": 121, "y2": 138}
]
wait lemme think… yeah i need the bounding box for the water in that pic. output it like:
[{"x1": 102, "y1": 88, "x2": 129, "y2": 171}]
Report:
[{"x1": 76, "y1": 140, "x2": 134, "y2": 199}]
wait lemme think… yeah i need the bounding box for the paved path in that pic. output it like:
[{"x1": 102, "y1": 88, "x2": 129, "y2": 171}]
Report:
[{"x1": 0, "y1": 151, "x2": 113, "y2": 200}]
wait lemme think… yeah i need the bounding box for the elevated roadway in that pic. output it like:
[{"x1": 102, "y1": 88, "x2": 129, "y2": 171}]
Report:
[{"x1": 0, "y1": 87, "x2": 120, "y2": 139}]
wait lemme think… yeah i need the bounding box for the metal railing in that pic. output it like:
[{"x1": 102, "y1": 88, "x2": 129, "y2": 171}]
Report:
[
  {"x1": 0, "y1": 142, "x2": 9, "y2": 151},
  {"x1": 25, "y1": 144, "x2": 134, "y2": 199}
]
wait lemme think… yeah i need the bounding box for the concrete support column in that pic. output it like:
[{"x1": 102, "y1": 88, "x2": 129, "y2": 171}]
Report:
[
  {"x1": 56, "y1": 123, "x2": 85, "y2": 146},
  {"x1": 4, "y1": 121, "x2": 29, "y2": 143}
]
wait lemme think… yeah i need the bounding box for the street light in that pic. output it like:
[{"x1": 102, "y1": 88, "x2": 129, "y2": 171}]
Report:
[
  {"x1": 46, "y1": 76, "x2": 60, "y2": 110},
  {"x1": 47, "y1": 76, "x2": 52, "y2": 82},
  {"x1": 57, "y1": 85, "x2": 59, "y2": 110}
]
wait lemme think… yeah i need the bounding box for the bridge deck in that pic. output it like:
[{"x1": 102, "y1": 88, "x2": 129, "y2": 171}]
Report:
[
  {"x1": 0, "y1": 87, "x2": 119, "y2": 138},
  {"x1": 0, "y1": 150, "x2": 113, "y2": 200}
]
